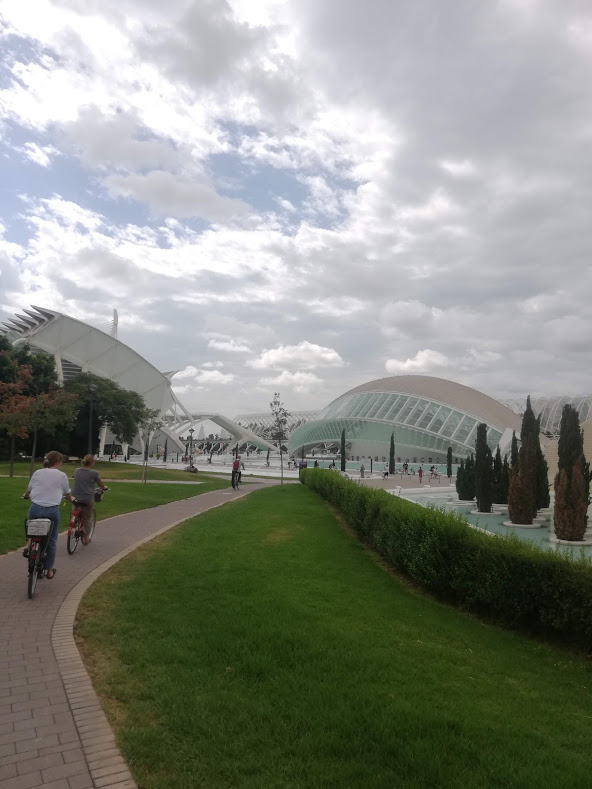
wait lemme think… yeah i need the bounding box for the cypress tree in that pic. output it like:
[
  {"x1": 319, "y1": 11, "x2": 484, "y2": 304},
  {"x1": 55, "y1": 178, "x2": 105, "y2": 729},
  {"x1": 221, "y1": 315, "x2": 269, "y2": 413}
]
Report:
[
  {"x1": 536, "y1": 444, "x2": 550, "y2": 509},
  {"x1": 340, "y1": 428, "x2": 346, "y2": 472},
  {"x1": 465, "y1": 453, "x2": 476, "y2": 500},
  {"x1": 446, "y1": 446, "x2": 453, "y2": 481},
  {"x1": 554, "y1": 404, "x2": 590, "y2": 540},
  {"x1": 389, "y1": 433, "x2": 395, "y2": 474},
  {"x1": 492, "y1": 445, "x2": 503, "y2": 503},
  {"x1": 475, "y1": 423, "x2": 493, "y2": 512},
  {"x1": 511, "y1": 430, "x2": 519, "y2": 468},
  {"x1": 456, "y1": 458, "x2": 465, "y2": 499},
  {"x1": 501, "y1": 455, "x2": 510, "y2": 504},
  {"x1": 508, "y1": 440, "x2": 536, "y2": 524}
]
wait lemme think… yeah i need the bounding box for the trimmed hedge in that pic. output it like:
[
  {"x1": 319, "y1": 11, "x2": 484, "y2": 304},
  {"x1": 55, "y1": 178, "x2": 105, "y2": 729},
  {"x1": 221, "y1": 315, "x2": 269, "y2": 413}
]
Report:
[{"x1": 301, "y1": 468, "x2": 592, "y2": 649}]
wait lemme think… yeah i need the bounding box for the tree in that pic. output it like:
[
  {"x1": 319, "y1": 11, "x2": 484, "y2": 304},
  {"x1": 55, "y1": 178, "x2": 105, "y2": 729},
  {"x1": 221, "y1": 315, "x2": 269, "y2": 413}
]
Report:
[
  {"x1": 501, "y1": 455, "x2": 510, "y2": 504},
  {"x1": 554, "y1": 404, "x2": 591, "y2": 540},
  {"x1": 63, "y1": 373, "x2": 149, "y2": 456},
  {"x1": 138, "y1": 409, "x2": 162, "y2": 483},
  {"x1": 508, "y1": 397, "x2": 539, "y2": 525},
  {"x1": 163, "y1": 438, "x2": 168, "y2": 463},
  {"x1": 492, "y1": 445, "x2": 503, "y2": 503},
  {"x1": 389, "y1": 433, "x2": 395, "y2": 475},
  {"x1": 474, "y1": 423, "x2": 493, "y2": 513},
  {"x1": 340, "y1": 429, "x2": 346, "y2": 472},
  {"x1": 0, "y1": 339, "x2": 77, "y2": 476},
  {"x1": 446, "y1": 447, "x2": 452, "y2": 482},
  {"x1": 511, "y1": 430, "x2": 519, "y2": 469},
  {"x1": 270, "y1": 392, "x2": 290, "y2": 486},
  {"x1": 456, "y1": 458, "x2": 465, "y2": 498},
  {"x1": 456, "y1": 454, "x2": 475, "y2": 501}
]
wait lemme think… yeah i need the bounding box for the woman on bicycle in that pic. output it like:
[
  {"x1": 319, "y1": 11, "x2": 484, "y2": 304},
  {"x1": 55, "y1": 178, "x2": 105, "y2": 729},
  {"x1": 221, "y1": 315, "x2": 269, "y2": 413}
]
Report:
[
  {"x1": 71, "y1": 454, "x2": 108, "y2": 544},
  {"x1": 23, "y1": 451, "x2": 73, "y2": 579}
]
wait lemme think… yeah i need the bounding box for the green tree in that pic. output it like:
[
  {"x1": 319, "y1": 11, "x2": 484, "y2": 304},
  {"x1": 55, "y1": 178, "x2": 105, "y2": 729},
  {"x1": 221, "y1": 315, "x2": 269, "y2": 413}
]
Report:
[
  {"x1": 455, "y1": 458, "x2": 465, "y2": 498},
  {"x1": 511, "y1": 430, "x2": 519, "y2": 468},
  {"x1": 554, "y1": 404, "x2": 591, "y2": 540},
  {"x1": 492, "y1": 445, "x2": 504, "y2": 503},
  {"x1": 389, "y1": 433, "x2": 395, "y2": 474},
  {"x1": 456, "y1": 454, "x2": 475, "y2": 501},
  {"x1": 508, "y1": 397, "x2": 539, "y2": 525},
  {"x1": 63, "y1": 373, "x2": 149, "y2": 456},
  {"x1": 501, "y1": 455, "x2": 510, "y2": 504},
  {"x1": 474, "y1": 423, "x2": 493, "y2": 513},
  {"x1": 0, "y1": 339, "x2": 77, "y2": 475},
  {"x1": 340, "y1": 429, "x2": 346, "y2": 472},
  {"x1": 446, "y1": 447, "x2": 452, "y2": 482},
  {"x1": 270, "y1": 392, "x2": 290, "y2": 486}
]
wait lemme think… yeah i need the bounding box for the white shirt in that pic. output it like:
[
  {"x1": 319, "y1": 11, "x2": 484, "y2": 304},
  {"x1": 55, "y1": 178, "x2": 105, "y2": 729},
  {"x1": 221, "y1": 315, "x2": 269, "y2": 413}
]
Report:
[{"x1": 28, "y1": 468, "x2": 71, "y2": 507}]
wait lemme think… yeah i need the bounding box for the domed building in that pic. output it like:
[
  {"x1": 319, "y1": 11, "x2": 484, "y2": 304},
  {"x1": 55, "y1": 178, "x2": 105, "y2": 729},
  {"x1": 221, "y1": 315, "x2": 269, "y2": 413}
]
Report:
[{"x1": 288, "y1": 375, "x2": 522, "y2": 464}]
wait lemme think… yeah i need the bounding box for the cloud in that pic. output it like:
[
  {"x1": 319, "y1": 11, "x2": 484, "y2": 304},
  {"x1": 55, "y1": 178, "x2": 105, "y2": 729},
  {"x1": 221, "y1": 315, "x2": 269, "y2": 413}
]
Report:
[
  {"x1": 259, "y1": 370, "x2": 322, "y2": 393},
  {"x1": 386, "y1": 350, "x2": 450, "y2": 374},
  {"x1": 19, "y1": 142, "x2": 59, "y2": 166},
  {"x1": 248, "y1": 341, "x2": 345, "y2": 370},
  {"x1": 103, "y1": 171, "x2": 251, "y2": 221},
  {"x1": 171, "y1": 365, "x2": 235, "y2": 392},
  {"x1": 207, "y1": 336, "x2": 252, "y2": 353}
]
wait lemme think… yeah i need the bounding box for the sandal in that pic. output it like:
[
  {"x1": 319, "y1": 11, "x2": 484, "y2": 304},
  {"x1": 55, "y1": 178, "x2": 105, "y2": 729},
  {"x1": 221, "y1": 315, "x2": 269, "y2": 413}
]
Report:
[{"x1": 45, "y1": 568, "x2": 57, "y2": 580}]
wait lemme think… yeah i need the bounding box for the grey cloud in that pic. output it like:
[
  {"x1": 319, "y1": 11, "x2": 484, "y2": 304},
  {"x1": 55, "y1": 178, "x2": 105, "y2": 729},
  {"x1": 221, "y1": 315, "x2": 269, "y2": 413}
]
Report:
[{"x1": 103, "y1": 171, "x2": 251, "y2": 221}]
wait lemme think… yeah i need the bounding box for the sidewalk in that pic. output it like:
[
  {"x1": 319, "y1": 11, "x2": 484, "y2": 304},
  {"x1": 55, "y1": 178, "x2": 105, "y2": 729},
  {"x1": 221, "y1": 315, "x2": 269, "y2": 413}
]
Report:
[{"x1": 0, "y1": 482, "x2": 271, "y2": 789}]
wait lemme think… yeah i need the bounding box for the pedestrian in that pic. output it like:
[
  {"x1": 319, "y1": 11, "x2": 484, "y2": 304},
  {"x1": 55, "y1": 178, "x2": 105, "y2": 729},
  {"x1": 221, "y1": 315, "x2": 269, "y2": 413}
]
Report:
[
  {"x1": 418, "y1": 466, "x2": 423, "y2": 483},
  {"x1": 360, "y1": 463, "x2": 365, "y2": 478}
]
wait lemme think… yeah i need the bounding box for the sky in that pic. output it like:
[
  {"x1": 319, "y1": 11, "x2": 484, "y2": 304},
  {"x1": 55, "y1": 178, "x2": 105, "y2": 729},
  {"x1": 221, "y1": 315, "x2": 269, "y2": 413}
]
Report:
[{"x1": 1, "y1": 0, "x2": 591, "y2": 418}]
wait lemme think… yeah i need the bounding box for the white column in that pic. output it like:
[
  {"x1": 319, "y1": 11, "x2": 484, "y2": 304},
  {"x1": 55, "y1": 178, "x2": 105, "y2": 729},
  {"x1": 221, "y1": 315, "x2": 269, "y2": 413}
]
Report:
[{"x1": 98, "y1": 425, "x2": 107, "y2": 457}]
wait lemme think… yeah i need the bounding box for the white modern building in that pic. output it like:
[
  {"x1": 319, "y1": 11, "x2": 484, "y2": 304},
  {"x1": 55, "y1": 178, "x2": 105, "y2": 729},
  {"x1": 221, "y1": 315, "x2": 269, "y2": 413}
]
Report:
[{"x1": 1, "y1": 307, "x2": 274, "y2": 456}]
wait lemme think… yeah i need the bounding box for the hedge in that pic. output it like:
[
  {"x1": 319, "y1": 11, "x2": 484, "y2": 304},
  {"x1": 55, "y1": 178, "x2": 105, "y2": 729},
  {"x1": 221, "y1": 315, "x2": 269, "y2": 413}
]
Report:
[{"x1": 301, "y1": 468, "x2": 592, "y2": 649}]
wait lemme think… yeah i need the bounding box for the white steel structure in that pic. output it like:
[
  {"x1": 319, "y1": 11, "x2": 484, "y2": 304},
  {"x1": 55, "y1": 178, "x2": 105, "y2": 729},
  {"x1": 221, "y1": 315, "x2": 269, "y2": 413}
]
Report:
[{"x1": 1, "y1": 307, "x2": 273, "y2": 454}]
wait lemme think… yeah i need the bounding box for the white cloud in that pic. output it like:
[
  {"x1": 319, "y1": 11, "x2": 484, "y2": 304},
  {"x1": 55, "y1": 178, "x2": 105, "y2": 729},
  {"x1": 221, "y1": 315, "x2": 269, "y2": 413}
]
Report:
[
  {"x1": 385, "y1": 349, "x2": 449, "y2": 374},
  {"x1": 248, "y1": 341, "x2": 345, "y2": 370},
  {"x1": 207, "y1": 336, "x2": 252, "y2": 353},
  {"x1": 259, "y1": 370, "x2": 322, "y2": 393},
  {"x1": 171, "y1": 365, "x2": 235, "y2": 392},
  {"x1": 440, "y1": 159, "x2": 476, "y2": 177},
  {"x1": 19, "y1": 142, "x2": 59, "y2": 167}
]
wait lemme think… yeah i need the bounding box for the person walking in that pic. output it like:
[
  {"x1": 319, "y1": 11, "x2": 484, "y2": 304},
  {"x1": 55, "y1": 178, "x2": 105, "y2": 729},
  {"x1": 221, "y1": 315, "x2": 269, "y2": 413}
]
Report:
[
  {"x1": 72, "y1": 454, "x2": 108, "y2": 544},
  {"x1": 360, "y1": 463, "x2": 365, "y2": 478},
  {"x1": 418, "y1": 466, "x2": 423, "y2": 484},
  {"x1": 23, "y1": 451, "x2": 73, "y2": 579}
]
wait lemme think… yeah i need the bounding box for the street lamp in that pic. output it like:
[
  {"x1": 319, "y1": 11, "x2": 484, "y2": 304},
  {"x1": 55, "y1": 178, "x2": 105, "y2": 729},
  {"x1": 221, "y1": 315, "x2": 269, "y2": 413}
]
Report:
[
  {"x1": 188, "y1": 428, "x2": 194, "y2": 467},
  {"x1": 87, "y1": 383, "x2": 98, "y2": 455}
]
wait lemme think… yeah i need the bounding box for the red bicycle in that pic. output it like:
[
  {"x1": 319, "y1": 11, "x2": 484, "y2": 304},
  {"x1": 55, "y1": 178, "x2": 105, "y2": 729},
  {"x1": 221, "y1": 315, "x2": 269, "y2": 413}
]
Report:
[{"x1": 67, "y1": 488, "x2": 107, "y2": 554}]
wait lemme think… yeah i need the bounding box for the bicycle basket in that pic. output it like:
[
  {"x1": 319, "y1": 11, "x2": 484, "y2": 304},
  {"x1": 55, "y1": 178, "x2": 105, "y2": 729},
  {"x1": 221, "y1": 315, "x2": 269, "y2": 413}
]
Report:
[
  {"x1": 26, "y1": 518, "x2": 52, "y2": 537},
  {"x1": 93, "y1": 488, "x2": 104, "y2": 502}
]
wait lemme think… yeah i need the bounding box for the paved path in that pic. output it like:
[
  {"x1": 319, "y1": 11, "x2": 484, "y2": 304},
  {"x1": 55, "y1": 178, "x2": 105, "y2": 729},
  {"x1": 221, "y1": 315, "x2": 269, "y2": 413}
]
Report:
[{"x1": 0, "y1": 482, "x2": 271, "y2": 789}]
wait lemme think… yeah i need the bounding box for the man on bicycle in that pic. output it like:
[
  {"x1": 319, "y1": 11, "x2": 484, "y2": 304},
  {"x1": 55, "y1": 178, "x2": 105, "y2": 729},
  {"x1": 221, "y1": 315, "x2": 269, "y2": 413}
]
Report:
[
  {"x1": 23, "y1": 450, "x2": 73, "y2": 579},
  {"x1": 231, "y1": 456, "x2": 241, "y2": 488},
  {"x1": 71, "y1": 454, "x2": 108, "y2": 545}
]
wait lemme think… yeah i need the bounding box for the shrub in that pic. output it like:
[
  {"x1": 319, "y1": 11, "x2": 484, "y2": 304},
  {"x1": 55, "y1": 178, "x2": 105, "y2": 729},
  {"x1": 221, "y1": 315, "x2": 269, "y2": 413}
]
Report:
[{"x1": 301, "y1": 468, "x2": 592, "y2": 649}]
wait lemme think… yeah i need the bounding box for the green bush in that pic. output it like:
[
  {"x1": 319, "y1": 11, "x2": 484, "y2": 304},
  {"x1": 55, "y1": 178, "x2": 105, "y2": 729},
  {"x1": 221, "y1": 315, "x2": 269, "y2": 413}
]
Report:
[{"x1": 301, "y1": 468, "x2": 592, "y2": 649}]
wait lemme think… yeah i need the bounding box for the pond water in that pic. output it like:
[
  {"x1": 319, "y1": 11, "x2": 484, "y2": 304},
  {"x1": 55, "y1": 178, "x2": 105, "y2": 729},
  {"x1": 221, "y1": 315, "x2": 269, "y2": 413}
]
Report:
[{"x1": 399, "y1": 492, "x2": 592, "y2": 559}]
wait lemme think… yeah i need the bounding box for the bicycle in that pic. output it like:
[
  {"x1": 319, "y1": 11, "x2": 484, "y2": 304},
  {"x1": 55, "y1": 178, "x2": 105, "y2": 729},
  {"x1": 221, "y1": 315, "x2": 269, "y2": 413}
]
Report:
[
  {"x1": 25, "y1": 517, "x2": 52, "y2": 599},
  {"x1": 231, "y1": 469, "x2": 241, "y2": 490},
  {"x1": 67, "y1": 488, "x2": 106, "y2": 554}
]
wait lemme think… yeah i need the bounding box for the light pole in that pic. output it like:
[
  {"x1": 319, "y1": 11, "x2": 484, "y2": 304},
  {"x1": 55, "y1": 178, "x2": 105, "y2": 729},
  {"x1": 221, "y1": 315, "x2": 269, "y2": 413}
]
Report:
[
  {"x1": 188, "y1": 428, "x2": 194, "y2": 467},
  {"x1": 87, "y1": 383, "x2": 98, "y2": 456}
]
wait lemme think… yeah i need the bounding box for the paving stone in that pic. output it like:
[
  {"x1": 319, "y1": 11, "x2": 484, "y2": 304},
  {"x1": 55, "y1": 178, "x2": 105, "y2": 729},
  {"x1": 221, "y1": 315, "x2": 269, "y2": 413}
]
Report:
[{"x1": 1, "y1": 486, "x2": 263, "y2": 789}]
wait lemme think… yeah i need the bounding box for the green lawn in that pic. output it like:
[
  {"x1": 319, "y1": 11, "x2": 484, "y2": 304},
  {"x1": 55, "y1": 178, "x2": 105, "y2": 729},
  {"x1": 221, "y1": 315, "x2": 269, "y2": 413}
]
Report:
[
  {"x1": 0, "y1": 460, "x2": 228, "y2": 482},
  {"x1": 76, "y1": 486, "x2": 592, "y2": 789},
  {"x1": 0, "y1": 476, "x2": 228, "y2": 555}
]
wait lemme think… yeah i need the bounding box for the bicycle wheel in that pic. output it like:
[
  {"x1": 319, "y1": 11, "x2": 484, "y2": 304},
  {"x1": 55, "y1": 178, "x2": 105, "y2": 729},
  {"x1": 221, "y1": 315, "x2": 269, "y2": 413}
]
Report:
[
  {"x1": 27, "y1": 542, "x2": 41, "y2": 599},
  {"x1": 86, "y1": 509, "x2": 96, "y2": 541},
  {"x1": 67, "y1": 515, "x2": 81, "y2": 555}
]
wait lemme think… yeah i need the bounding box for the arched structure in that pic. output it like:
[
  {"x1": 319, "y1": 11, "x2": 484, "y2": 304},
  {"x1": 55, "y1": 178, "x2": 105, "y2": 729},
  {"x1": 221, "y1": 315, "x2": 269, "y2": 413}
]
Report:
[
  {"x1": 1, "y1": 307, "x2": 274, "y2": 453},
  {"x1": 288, "y1": 375, "x2": 522, "y2": 462},
  {"x1": 234, "y1": 410, "x2": 320, "y2": 440}
]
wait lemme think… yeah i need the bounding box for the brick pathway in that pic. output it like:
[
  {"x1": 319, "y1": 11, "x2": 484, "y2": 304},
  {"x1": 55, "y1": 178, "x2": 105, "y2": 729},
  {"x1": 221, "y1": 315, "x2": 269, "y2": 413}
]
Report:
[{"x1": 0, "y1": 482, "x2": 272, "y2": 788}]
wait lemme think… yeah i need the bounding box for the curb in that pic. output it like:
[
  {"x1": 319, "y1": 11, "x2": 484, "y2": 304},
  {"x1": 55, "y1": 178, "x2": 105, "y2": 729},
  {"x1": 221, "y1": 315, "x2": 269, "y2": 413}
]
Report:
[{"x1": 50, "y1": 484, "x2": 262, "y2": 789}]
